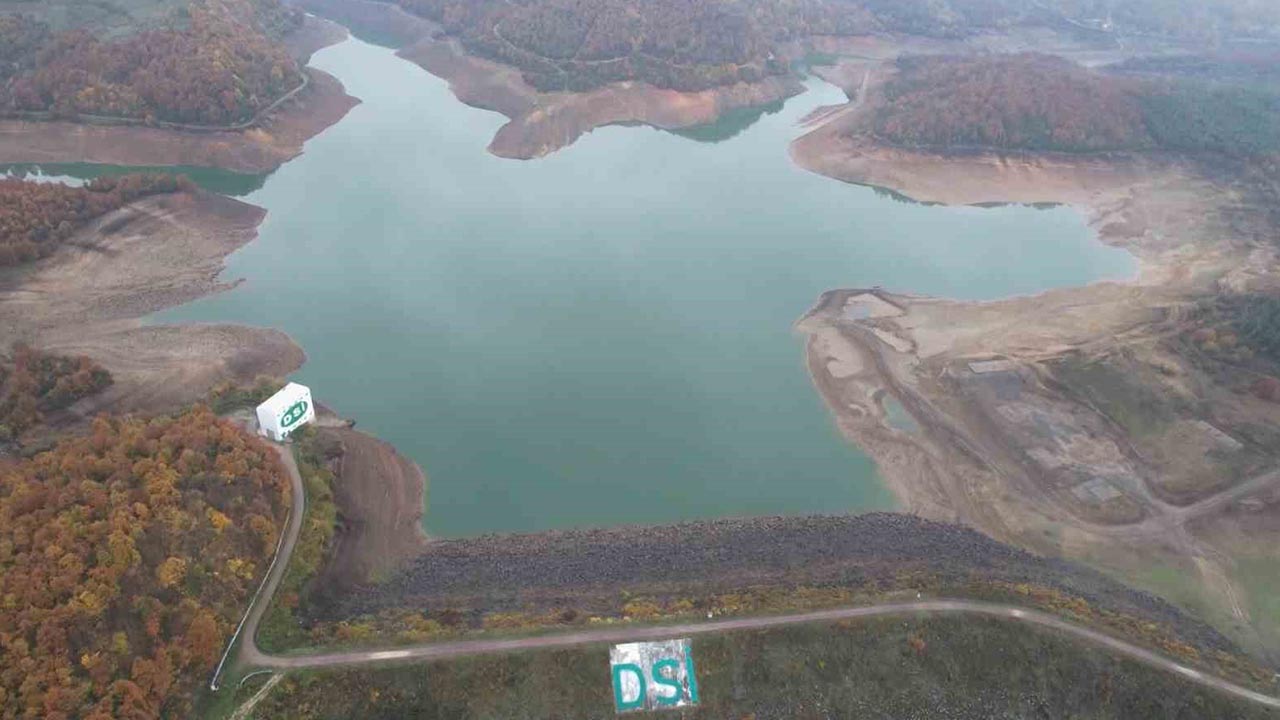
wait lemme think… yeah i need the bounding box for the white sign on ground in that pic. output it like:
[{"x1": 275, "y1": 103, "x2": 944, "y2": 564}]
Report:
[{"x1": 609, "y1": 639, "x2": 699, "y2": 713}]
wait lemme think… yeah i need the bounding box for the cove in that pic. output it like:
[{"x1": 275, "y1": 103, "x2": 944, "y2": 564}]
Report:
[{"x1": 129, "y1": 35, "x2": 1127, "y2": 537}]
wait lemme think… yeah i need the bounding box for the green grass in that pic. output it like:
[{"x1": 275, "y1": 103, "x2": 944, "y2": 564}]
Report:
[
  {"x1": 256, "y1": 427, "x2": 339, "y2": 652},
  {"x1": 1235, "y1": 556, "x2": 1280, "y2": 651},
  {"x1": 245, "y1": 616, "x2": 1276, "y2": 719},
  {"x1": 1051, "y1": 356, "x2": 1188, "y2": 438}
]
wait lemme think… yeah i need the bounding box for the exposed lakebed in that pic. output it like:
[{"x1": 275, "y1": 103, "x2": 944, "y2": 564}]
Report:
[{"x1": 12, "y1": 35, "x2": 1135, "y2": 537}]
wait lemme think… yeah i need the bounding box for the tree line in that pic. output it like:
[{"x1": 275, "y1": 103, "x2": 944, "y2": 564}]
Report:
[
  {"x1": 0, "y1": 0, "x2": 302, "y2": 125},
  {"x1": 0, "y1": 174, "x2": 194, "y2": 267},
  {"x1": 386, "y1": 0, "x2": 1048, "y2": 92},
  {"x1": 869, "y1": 53, "x2": 1280, "y2": 158},
  {"x1": 0, "y1": 406, "x2": 290, "y2": 719},
  {"x1": 377, "y1": 0, "x2": 1280, "y2": 93},
  {"x1": 0, "y1": 345, "x2": 112, "y2": 442}
]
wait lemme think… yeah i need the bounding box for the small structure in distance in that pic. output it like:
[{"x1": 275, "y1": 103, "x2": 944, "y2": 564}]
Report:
[{"x1": 256, "y1": 382, "x2": 315, "y2": 442}]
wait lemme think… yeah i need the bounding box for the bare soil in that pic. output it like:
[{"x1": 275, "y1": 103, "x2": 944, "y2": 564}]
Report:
[
  {"x1": 789, "y1": 52, "x2": 1280, "y2": 662},
  {"x1": 0, "y1": 17, "x2": 359, "y2": 173},
  {"x1": 315, "y1": 423, "x2": 430, "y2": 590},
  {"x1": 0, "y1": 191, "x2": 305, "y2": 416}
]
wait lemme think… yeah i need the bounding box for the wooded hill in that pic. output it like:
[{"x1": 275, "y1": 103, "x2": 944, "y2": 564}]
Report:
[
  {"x1": 0, "y1": 174, "x2": 193, "y2": 267},
  {"x1": 0, "y1": 407, "x2": 290, "y2": 719},
  {"x1": 0, "y1": 0, "x2": 302, "y2": 125},
  {"x1": 0, "y1": 345, "x2": 112, "y2": 442},
  {"x1": 869, "y1": 53, "x2": 1280, "y2": 157},
  {"x1": 391, "y1": 0, "x2": 1042, "y2": 91},
  {"x1": 380, "y1": 0, "x2": 1279, "y2": 93}
]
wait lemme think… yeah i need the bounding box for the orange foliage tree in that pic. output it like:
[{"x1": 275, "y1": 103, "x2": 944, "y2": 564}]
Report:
[
  {"x1": 0, "y1": 345, "x2": 112, "y2": 441},
  {"x1": 0, "y1": 0, "x2": 302, "y2": 125},
  {"x1": 0, "y1": 407, "x2": 290, "y2": 719},
  {"x1": 0, "y1": 174, "x2": 193, "y2": 267},
  {"x1": 872, "y1": 53, "x2": 1153, "y2": 152}
]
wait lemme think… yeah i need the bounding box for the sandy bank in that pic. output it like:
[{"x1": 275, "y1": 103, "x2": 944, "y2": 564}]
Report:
[
  {"x1": 0, "y1": 17, "x2": 359, "y2": 174},
  {"x1": 0, "y1": 190, "x2": 305, "y2": 415},
  {"x1": 300, "y1": 0, "x2": 804, "y2": 159}
]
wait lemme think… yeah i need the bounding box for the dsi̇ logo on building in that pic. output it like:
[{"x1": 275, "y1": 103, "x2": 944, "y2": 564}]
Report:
[
  {"x1": 609, "y1": 639, "x2": 699, "y2": 713},
  {"x1": 279, "y1": 400, "x2": 309, "y2": 428}
]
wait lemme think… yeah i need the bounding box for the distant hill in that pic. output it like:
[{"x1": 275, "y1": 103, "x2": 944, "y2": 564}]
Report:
[
  {"x1": 367, "y1": 0, "x2": 1280, "y2": 93},
  {"x1": 0, "y1": 0, "x2": 303, "y2": 125},
  {"x1": 867, "y1": 53, "x2": 1280, "y2": 158}
]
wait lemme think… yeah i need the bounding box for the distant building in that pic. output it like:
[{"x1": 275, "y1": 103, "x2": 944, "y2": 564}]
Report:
[{"x1": 256, "y1": 382, "x2": 315, "y2": 442}]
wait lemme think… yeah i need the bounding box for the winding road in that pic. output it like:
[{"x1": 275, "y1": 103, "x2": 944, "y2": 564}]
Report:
[{"x1": 216, "y1": 440, "x2": 1280, "y2": 713}]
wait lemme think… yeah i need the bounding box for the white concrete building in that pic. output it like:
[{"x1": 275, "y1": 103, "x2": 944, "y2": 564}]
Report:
[{"x1": 256, "y1": 382, "x2": 315, "y2": 442}]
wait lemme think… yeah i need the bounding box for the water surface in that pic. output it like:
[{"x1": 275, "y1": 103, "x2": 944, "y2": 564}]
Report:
[{"x1": 115, "y1": 36, "x2": 1138, "y2": 537}]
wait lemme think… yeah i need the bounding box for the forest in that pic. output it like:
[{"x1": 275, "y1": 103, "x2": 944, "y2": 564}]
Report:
[
  {"x1": 1049, "y1": 0, "x2": 1280, "y2": 42},
  {"x1": 0, "y1": 407, "x2": 290, "y2": 719},
  {"x1": 872, "y1": 53, "x2": 1151, "y2": 152},
  {"x1": 0, "y1": 0, "x2": 302, "y2": 125},
  {"x1": 870, "y1": 53, "x2": 1280, "y2": 158},
  {"x1": 0, "y1": 345, "x2": 112, "y2": 442},
  {"x1": 0, "y1": 174, "x2": 193, "y2": 267},
  {"x1": 385, "y1": 0, "x2": 1055, "y2": 92},
  {"x1": 378, "y1": 0, "x2": 1280, "y2": 93}
]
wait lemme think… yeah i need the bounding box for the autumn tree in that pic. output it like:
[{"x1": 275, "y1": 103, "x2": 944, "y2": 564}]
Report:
[
  {"x1": 0, "y1": 174, "x2": 193, "y2": 267},
  {"x1": 0, "y1": 345, "x2": 112, "y2": 441},
  {"x1": 0, "y1": 0, "x2": 303, "y2": 125},
  {"x1": 0, "y1": 407, "x2": 290, "y2": 719}
]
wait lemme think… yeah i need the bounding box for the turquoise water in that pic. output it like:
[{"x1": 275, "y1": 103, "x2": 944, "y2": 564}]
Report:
[{"x1": 73, "y1": 35, "x2": 1130, "y2": 537}]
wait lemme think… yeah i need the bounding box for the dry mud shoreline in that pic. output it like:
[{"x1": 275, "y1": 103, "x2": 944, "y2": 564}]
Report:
[
  {"x1": 0, "y1": 187, "x2": 432, "y2": 583},
  {"x1": 789, "y1": 63, "x2": 1280, "y2": 661},
  {"x1": 6, "y1": 6, "x2": 1276, "y2": 678},
  {"x1": 298, "y1": 0, "x2": 805, "y2": 159},
  {"x1": 0, "y1": 191, "x2": 302, "y2": 414},
  {"x1": 0, "y1": 16, "x2": 359, "y2": 174}
]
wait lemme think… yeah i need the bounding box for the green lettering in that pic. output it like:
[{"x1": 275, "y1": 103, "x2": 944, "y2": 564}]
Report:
[
  {"x1": 612, "y1": 663, "x2": 645, "y2": 711},
  {"x1": 651, "y1": 658, "x2": 683, "y2": 706},
  {"x1": 280, "y1": 400, "x2": 309, "y2": 428},
  {"x1": 685, "y1": 650, "x2": 699, "y2": 703}
]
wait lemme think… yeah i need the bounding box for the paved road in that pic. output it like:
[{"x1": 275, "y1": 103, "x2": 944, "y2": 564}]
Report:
[
  {"x1": 211, "y1": 441, "x2": 307, "y2": 691},
  {"x1": 222, "y1": 440, "x2": 1280, "y2": 712}
]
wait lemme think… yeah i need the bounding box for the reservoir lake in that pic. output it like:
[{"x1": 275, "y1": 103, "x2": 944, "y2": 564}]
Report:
[{"x1": 14, "y1": 34, "x2": 1136, "y2": 537}]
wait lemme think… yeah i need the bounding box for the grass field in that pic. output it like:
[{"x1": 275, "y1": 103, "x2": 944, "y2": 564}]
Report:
[{"x1": 222, "y1": 616, "x2": 1277, "y2": 720}]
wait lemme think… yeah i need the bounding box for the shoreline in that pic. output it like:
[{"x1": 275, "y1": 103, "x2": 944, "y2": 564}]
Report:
[
  {"x1": 6, "y1": 7, "x2": 1276, "y2": 677},
  {"x1": 789, "y1": 83, "x2": 1280, "y2": 659},
  {"x1": 300, "y1": 0, "x2": 806, "y2": 159},
  {"x1": 0, "y1": 190, "x2": 306, "y2": 415},
  {"x1": 0, "y1": 16, "x2": 359, "y2": 174}
]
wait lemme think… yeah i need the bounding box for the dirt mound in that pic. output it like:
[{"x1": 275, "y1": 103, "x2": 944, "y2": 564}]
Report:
[{"x1": 315, "y1": 425, "x2": 429, "y2": 589}]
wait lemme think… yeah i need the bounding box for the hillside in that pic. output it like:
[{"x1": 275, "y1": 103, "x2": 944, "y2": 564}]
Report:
[
  {"x1": 378, "y1": 0, "x2": 1042, "y2": 92},
  {"x1": 336, "y1": 0, "x2": 1280, "y2": 93},
  {"x1": 867, "y1": 53, "x2": 1280, "y2": 158},
  {"x1": 0, "y1": 345, "x2": 111, "y2": 442},
  {"x1": 0, "y1": 0, "x2": 303, "y2": 125},
  {"x1": 0, "y1": 174, "x2": 193, "y2": 266},
  {"x1": 0, "y1": 408, "x2": 290, "y2": 719},
  {"x1": 873, "y1": 53, "x2": 1151, "y2": 153}
]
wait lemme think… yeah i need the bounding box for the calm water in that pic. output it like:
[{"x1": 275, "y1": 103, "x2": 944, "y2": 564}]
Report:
[{"x1": 35, "y1": 35, "x2": 1135, "y2": 537}]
